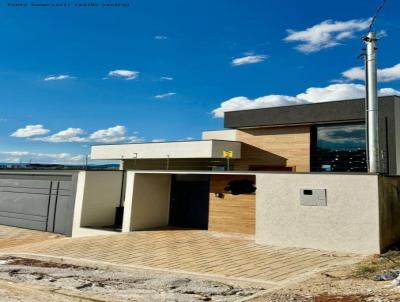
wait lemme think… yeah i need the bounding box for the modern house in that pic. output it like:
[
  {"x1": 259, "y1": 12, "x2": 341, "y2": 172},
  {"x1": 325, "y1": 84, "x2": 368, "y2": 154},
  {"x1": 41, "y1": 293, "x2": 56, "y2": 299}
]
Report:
[
  {"x1": 91, "y1": 95, "x2": 400, "y2": 175},
  {"x1": 90, "y1": 95, "x2": 400, "y2": 254},
  {"x1": 0, "y1": 95, "x2": 400, "y2": 254}
]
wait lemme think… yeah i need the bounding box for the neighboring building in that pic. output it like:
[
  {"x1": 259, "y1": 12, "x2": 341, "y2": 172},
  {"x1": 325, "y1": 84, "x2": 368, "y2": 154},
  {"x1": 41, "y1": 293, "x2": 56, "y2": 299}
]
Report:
[{"x1": 92, "y1": 95, "x2": 400, "y2": 175}]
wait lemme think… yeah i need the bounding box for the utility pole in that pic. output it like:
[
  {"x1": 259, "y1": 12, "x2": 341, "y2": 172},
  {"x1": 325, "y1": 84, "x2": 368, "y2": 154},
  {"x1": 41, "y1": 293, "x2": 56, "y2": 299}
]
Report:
[{"x1": 363, "y1": 32, "x2": 380, "y2": 173}]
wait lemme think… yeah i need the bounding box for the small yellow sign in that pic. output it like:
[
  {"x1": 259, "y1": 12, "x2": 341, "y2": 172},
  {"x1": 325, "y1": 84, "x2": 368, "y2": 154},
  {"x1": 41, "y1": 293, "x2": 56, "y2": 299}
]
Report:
[{"x1": 223, "y1": 150, "x2": 233, "y2": 158}]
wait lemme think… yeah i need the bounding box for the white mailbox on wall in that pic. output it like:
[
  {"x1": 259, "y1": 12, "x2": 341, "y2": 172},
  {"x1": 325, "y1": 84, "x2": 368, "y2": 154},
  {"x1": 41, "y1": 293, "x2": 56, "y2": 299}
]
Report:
[{"x1": 299, "y1": 189, "x2": 327, "y2": 206}]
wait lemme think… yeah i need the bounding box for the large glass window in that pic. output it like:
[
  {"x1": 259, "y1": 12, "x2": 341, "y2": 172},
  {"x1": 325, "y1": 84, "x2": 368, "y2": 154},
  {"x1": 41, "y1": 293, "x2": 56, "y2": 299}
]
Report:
[{"x1": 311, "y1": 123, "x2": 367, "y2": 172}]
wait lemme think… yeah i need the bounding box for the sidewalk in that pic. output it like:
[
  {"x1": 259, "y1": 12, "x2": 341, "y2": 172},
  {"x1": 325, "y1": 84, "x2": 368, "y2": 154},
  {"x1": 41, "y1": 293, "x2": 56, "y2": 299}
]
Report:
[
  {"x1": 0, "y1": 225, "x2": 61, "y2": 249},
  {"x1": 0, "y1": 228, "x2": 362, "y2": 285}
]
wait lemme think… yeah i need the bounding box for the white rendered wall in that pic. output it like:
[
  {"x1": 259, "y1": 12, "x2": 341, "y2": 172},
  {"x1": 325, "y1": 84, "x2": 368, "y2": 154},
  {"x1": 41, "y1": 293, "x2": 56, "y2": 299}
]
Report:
[
  {"x1": 79, "y1": 171, "x2": 123, "y2": 228},
  {"x1": 91, "y1": 140, "x2": 241, "y2": 160},
  {"x1": 128, "y1": 173, "x2": 171, "y2": 231},
  {"x1": 202, "y1": 130, "x2": 238, "y2": 141},
  {"x1": 71, "y1": 171, "x2": 86, "y2": 237},
  {"x1": 255, "y1": 173, "x2": 381, "y2": 254}
]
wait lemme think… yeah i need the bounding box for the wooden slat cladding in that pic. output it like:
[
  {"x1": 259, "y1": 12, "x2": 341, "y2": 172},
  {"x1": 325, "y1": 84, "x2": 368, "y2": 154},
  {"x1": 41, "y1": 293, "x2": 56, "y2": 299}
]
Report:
[
  {"x1": 234, "y1": 126, "x2": 311, "y2": 172},
  {"x1": 208, "y1": 175, "x2": 255, "y2": 235}
]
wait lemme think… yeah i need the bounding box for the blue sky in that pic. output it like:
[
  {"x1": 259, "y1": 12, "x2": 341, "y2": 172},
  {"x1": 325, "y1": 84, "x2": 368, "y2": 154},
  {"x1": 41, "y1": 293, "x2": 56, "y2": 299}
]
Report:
[{"x1": 1, "y1": 0, "x2": 399, "y2": 164}]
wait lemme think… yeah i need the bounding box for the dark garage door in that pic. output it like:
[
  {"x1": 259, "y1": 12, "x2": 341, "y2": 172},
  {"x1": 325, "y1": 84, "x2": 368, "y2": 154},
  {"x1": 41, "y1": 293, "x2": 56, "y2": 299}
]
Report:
[{"x1": 0, "y1": 173, "x2": 75, "y2": 235}]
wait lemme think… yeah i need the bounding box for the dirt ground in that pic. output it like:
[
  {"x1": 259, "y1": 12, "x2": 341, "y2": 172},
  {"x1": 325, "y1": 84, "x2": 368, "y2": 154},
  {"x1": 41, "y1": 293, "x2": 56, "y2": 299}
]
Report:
[
  {"x1": 2, "y1": 254, "x2": 400, "y2": 302},
  {"x1": 0, "y1": 256, "x2": 263, "y2": 302},
  {"x1": 0, "y1": 279, "x2": 105, "y2": 302},
  {"x1": 249, "y1": 251, "x2": 400, "y2": 302}
]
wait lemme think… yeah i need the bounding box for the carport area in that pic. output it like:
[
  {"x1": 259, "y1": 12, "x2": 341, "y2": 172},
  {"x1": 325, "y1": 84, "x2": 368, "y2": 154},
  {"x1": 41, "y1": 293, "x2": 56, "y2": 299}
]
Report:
[
  {"x1": 0, "y1": 228, "x2": 360, "y2": 284},
  {"x1": 120, "y1": 171, "x2": 400, "y2": 255},
  {"x1": 122, "y1": 171, "x2": 256, "y2": 235}
]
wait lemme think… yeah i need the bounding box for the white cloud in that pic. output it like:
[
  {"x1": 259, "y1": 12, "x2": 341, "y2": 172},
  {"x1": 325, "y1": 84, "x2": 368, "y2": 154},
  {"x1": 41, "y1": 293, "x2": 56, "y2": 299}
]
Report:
[
  {"x1": 44, "y1": 75, "x2": 75, "y2": 81},
  {"x1": 212, "y1": 83, "x2": 400, "y2": 118},
  {"x1": 154, "y1": 35, "x2": 168, "y2": 40},
  {"x1": 0, "y1": 151, "x2": 85, "y2": 164},
  {"x1": 284, "y1": 18, "x2": 371, "y2": 53},
  {"x1": 231, "y1": 54, "x2": 268, "y2": 66},
  {"x1": 151, "y1": 139, "x2": 166, "y2": 142},
  {"x1": 32, "y1": 128, "x2": 85, "y2": 143},
  {"x1": 155, "y1": 92, "x2": 176, "y2": 99},
  {"x1": 88, "y1": 125, "x2": 128, "y2": 143},
  {"x1": 12, "y1": 125, "x2": 143, "y2": 144},
  {"x1": 379, "y1": 88, "x2": 400, "y2": 96},
  {"x1": 11, "y1": 125, "x2": 50, "y2": 138},
  {"x1": 106, "y1": 69, "x2": 139, "y2": 80},
  {"x1": 342, "y1": 63, "x2": 400, "y2": 82},
  {"x1": 296, "y1": 83, "x2": 367, "y2": 103},
  {"x1": 160, "y1": 76, "x2": 174, "y2": 81},
  {"x1": 340, "y1": 67, "x2": 364, "y2": 82},
  {"x1": 212, "y1": 95, "x2": 305, "y2": 118}
]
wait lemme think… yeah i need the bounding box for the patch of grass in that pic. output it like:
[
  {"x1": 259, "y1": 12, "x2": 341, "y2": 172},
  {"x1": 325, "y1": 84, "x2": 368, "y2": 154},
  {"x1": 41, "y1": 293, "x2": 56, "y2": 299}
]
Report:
[{"x1": 353, "y1": 251, "x2": 400, "y2": 279}]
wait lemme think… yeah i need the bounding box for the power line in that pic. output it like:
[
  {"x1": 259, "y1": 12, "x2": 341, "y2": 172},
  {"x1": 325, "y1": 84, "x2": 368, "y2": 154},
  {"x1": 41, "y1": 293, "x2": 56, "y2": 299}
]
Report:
[{"x1": 367, "y1": 0, "x2": 387, "y2": 33}]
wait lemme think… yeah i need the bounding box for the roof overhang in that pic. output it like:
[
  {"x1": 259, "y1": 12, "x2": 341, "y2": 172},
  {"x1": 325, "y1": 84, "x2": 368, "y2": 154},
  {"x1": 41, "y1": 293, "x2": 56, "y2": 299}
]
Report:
[
  {"x1": 224, "y1": 96, "x2": 398, "y2": 129},
  {"x1": 90, "y1": 140, "x2": 241, "y2": 160}
]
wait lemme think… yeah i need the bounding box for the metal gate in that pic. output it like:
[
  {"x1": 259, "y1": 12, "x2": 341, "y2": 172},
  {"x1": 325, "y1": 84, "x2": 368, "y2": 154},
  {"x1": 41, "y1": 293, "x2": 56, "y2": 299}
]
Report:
[{"x1": 0, "y1": 172, "x2": 76, "y2": 235}]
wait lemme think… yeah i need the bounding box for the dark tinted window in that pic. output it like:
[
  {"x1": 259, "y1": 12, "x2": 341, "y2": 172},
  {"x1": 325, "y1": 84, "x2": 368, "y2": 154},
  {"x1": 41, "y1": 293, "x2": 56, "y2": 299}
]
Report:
[{"x1": 311, "y1": 123, "x2": 367, "y2": 172}]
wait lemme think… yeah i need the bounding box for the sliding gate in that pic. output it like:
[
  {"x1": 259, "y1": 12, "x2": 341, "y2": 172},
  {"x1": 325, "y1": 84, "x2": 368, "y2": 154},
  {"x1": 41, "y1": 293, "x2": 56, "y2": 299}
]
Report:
[{"x1": 0, "y1": 172, "x2": 77, "y2": 235}]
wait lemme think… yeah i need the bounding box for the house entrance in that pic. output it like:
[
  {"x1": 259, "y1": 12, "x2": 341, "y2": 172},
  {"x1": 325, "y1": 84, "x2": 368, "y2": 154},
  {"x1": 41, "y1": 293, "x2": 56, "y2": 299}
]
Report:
[{"x1": 169, "y1": 175, "x2": 210, "y2": 230}]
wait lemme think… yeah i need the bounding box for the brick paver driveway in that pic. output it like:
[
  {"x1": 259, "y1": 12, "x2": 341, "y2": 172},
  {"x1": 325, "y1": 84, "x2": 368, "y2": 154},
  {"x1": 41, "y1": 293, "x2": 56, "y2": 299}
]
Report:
[
  {"x1": 0, "y1": 225, "x2": 61, "y2": 249},
  {"x1": 0, "y1": 229, "x2": 361, "y2": 284}
]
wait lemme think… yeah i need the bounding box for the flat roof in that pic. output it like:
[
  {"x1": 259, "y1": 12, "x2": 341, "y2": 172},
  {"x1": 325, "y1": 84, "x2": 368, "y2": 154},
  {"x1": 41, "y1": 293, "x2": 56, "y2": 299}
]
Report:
[
  {"x1": 91, "y1": 139, "x2": 236, "y2": 147},
  {"x1": 224, "y1": 95, "x2": 399, "y2": 129},
  {"x1": 91, "y1": 139, "x2": 242, "y2": 160},
  {"x1": 125, "y1": 170, "x2": 376, "y2": 176}
]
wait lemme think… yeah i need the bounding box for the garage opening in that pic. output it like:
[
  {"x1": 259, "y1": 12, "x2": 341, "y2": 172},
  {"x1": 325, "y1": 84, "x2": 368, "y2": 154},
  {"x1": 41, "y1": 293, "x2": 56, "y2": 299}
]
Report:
[
  {"x1": 169, "y1": 175, "x2": 210, "y2": 229},
  {"x1": 127, "y1": 172, "x2": 256, "y2": 235},
  {"x1": 167, "y1": 174, "x2": 256, "y2": 235}
]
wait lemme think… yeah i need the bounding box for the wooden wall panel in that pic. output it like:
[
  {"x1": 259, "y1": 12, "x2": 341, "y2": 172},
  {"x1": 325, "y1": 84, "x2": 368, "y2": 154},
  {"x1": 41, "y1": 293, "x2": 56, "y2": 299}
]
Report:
[
  {"x1": 234, "y1": 126, "x2": 311, "y2": 172},
  {"x1": 208, "y1": 175, "x2": 255, "y2": 235}
]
